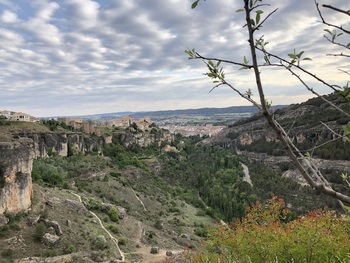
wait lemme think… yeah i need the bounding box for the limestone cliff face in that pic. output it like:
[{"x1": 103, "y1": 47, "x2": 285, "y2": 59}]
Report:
[
  {"x1": 17, "y1": 132, "x2": 103, "y2": 157},
  {"x1": 0, "y1": 128, "x2": 172, "y2": 215},
  {"x1": 0, "y1": 132, "x2": 104, "y2": 215},
  {"x1": 0, "y1": 139, "x2": 35, "y2": 214},
  {"x1": 112, "y1": 130, "x2": 173, "y2": 147}
]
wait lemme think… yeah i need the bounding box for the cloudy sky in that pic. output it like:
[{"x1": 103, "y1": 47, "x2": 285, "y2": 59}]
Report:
[{"x1": 0, "y1": 0, "x2": 348, "y2": 117}]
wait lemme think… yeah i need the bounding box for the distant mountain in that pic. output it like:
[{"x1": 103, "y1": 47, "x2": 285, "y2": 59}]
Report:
[{"x1": 77, "y1": 105, "x2": 287, "y2": 121}]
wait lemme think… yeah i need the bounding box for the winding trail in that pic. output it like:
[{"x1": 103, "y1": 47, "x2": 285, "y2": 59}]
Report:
[
  {"x1": 240, "y1": 162, "x2": 253, "y2": 186},
  {"x1": 132, "y1": 188, "x2": 147, "y2": 212},
  {"x1": 70, "y1": 192, "x2": 125, "y2": 262}
]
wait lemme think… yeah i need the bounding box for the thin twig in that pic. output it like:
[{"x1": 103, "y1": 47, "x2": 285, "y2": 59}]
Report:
[
  {"x1": 284, "y1": 65, "x2": 350, "y2": 118},
  {"x1": 253, "y1": 8, "x2": 278, "y2": 33},
  {"x1": 195, "y1": 52, "x2": 253, "y2": 68},
  {"x1": 315, "y1": 1, "x2": 350, "y2": 34}
]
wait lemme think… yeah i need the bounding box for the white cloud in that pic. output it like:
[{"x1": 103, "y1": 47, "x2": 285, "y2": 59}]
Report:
[
  {"x1": 0, "y1": 10, "x2": 18, "y2": 23},
  {"x1": 0, "y1": 0, "x2": 349, "y2": 117}
]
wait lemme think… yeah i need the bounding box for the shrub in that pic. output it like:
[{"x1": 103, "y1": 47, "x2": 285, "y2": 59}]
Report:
[
  {"x1": 194, "y1": 226, "x2": 208, "y2": 237},
  {"x1": 118, "y1": 237, "x2": 127, "y2": 245},
  {"x1": 64, "y1": 243, "x2": 76, "y2": 254},
  {"x1": 107, "y1": 225, "x2": 119, "y2": 234},
  {"x1": 34, "y1": 222, "x2": 46, "y2": 242},
  {"x1": 185, "y1": 196, "x2": 350, "y2": 263},
  {"x1": 107, "y1": 207, "x2": 119, "y2": 222},
  {"x1": 88, "y1": 199, "x2": 102, "y2": 211},
  {"x1": 1, "y1": 249, "x2": 14, "y2": 258}
]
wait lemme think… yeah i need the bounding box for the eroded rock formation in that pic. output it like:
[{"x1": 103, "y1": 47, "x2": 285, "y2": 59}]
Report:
[{"x1": 0, "y1": 139, "x2": 35, "y2": 214}]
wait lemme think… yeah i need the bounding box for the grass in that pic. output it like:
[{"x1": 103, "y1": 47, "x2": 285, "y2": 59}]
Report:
[{"x1": 0, "y1": 122, "x2": 53, "y2": 141}]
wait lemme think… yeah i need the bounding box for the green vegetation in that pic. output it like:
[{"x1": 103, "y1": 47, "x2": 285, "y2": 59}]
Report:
[
  {"x1": 34, "y1": 222, "x2": 47, "y2": 242},
  {"x1": 159, "y1": 139, "x2": 256, "y2": 221},
  {"x1": 107, "y1": 207, "x2": 119, "y2": 222},
  {"x1": 185, "y1": 197, "x2": 350, "y2": 263}
]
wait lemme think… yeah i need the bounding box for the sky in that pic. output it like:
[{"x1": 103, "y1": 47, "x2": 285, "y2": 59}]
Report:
[{"x1": 0, "y1": 0, "x2": 349, "y2": 117}]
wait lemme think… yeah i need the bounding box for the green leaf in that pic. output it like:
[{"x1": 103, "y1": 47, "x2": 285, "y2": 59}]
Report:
[
  {"x1": 191, "y1": 0, "x2": 199, "y2": 9},
  {"x1": 324, "y1": 29, "x2": 332, "y2": 34},
  {"x1": 296, "y1": 51, "x2": 304, "y2": 58},
  {"x1": 243, "y1": 56, "x2": 248, "y2": 64},
  {"x1": 303, "y1": 57, "x2": 312, "y2": 61},
  {"x1": 256, "y1": 13, "x2": 261, "y2": 24},
  {"x1": 250, "y1": 19, "x2": 255, "y2": 26},
  {"x1": 236, "y1": 8, "x2": 244, "y2": 12}
]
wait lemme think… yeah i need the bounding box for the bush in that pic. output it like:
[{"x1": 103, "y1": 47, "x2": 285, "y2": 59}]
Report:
[
  {"x1": 34, "y1": 222, "x2": 46, "y2": 242},
  {"x1": 1, "y1": 249, "x2": 14, "y2": 258},
  {"x1": 107, "y1": 207, "x2": 119, "y2": 222},
  {"x1": 194, "y1": 226, "x2": 209, "y2": 237},
  {"x1": 64, "y1": 243, "x2": 76, "y2": 254},
  {"x1": 118, "y1": 237, "x2": 127, "y2": 245},
  {"x1": 0, "y1": 225, "x2": 10, "y2": 238},
  {"x1": 88, "y1": 199, "x2": 102, "y2": 211},
  {"x1": 107, "y1": 225, "x2": 119, "y2": 234},
  {"x1": 186, "y1": 196, "x2": 350, "y2": 263}
]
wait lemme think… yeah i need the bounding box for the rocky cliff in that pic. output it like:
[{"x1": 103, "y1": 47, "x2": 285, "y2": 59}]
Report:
[
  {"x1": 0, "y1": 128, "x2": 105, "y2": 215},
  {"x1": 0, "y1": 139, "x2": 35, "y2": 214},
  {"x1": 0, "y1": 124, "x2": 173, "y2": 215}
]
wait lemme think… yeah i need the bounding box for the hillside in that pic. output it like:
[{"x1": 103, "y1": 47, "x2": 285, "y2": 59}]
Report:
[
  {"x1": 0, "y1": 120, "x2": 212, "y2": 262},
  {"x1": 1, "y1": 95, "x2": 350, "y2": 262},
  {"x1": 202, "y1": 93, "x2": 350, "y2": 203}
]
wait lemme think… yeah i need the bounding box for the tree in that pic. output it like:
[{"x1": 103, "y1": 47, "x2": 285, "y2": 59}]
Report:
[{"x1": 186, "y1": 1, "x2": 350, "y2": 205}]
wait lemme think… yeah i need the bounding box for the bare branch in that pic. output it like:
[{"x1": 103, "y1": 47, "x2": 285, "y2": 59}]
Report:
[
  {"x1": 253, "y1": 8, "x2": 278, "y2": 33},
  {"x1": 322, "y1": 4, "x2": 350, "y2": 17},
  {"x1": 326, "y1": 53, "x2": 350, "y2": 58},
  {"x1": 339, "y1": 69, "x2": 350, "y2": 76},
  {"x1": 195, "y1": 52, "x2": 253, "y2": 69},
  {"x1": 256, "y1": 47, "x2": 340, "y2": 93},
  {"x1": 315, "y1": 1, "x2": 350, "y2": 34},
  {"x1": 323, "y1": 35, "x2": 350, "y2": 50},
  {"x1": 284, "y1": 65, "x2": 350, "y2": 118}
]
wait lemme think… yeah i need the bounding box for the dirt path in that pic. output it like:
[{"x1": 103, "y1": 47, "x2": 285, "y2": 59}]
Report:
[
  {"x1": 70, "y1": 191, "x2": 125, "y2": 262},
  {"x1": 241, "y1": 162, "x2": 253, "y2": 186},
  {"x1": 131, "y1": 188, "x2": 147, "y2": 212}
]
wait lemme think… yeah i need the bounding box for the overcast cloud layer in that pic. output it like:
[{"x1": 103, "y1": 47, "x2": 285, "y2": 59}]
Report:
[{"x1": 0, "y1": 0, "x2": 349, "y2": 117}]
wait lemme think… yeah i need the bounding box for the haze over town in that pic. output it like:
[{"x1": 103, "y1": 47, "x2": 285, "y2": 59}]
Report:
[{"x1": 0, "y1": 0, "x2": 348, "y2": 117}]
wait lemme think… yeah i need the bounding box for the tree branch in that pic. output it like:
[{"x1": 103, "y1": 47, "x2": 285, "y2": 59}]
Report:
[
  {"x1": 283, "y1": 65, "x2": 350, "y2": 118},
  {"x1": 315, "y1": 1, "x2": 350, "y2": 34}
]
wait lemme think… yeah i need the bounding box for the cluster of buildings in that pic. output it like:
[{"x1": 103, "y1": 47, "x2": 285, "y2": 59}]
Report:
[
  {"x1": 1, "y1": 109, "x2": 223, "y2": 138},
  {"x1": 160, "y1": 123, "x2": 226, "y2": 137},
  {"x1": 57, "y1": 117, "x2": 102, "y2": 136},
  {"x1": 57, "y1": 115, "x2": 154, "y2": 136},
  {"x1": 107, "y1": 115, "x2": 153, "y2": 131},
  {"x1": 0, "y1": 110, "x2": 38, "y2": 122}
]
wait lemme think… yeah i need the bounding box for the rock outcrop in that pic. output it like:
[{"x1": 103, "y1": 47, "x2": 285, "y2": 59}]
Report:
[
  {"x1": 112, "y1": 130, "x2": 173, "y2": 148},
  {"x1": 0, "y1": 139, "x2": 35, "y2": 214},
  {"x1": 0, "y1": 125, "x2": 173, "y2": 216},
  {"x1": 0, "y1": 131, "x2": 102, "y2": 215}
]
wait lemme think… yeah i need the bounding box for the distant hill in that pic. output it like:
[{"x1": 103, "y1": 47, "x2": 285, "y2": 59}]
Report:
[
  {"x1": 204, "y1": 93, "x2": 350, "y2": 161},
  {"x1": 73, "y1": 105, "x2": 287, "y2": 121}
]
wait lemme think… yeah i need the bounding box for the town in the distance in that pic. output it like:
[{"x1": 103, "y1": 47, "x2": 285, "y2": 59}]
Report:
[{"x1": 0, "y1": 108, "x2": 257, "y2": 137}]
